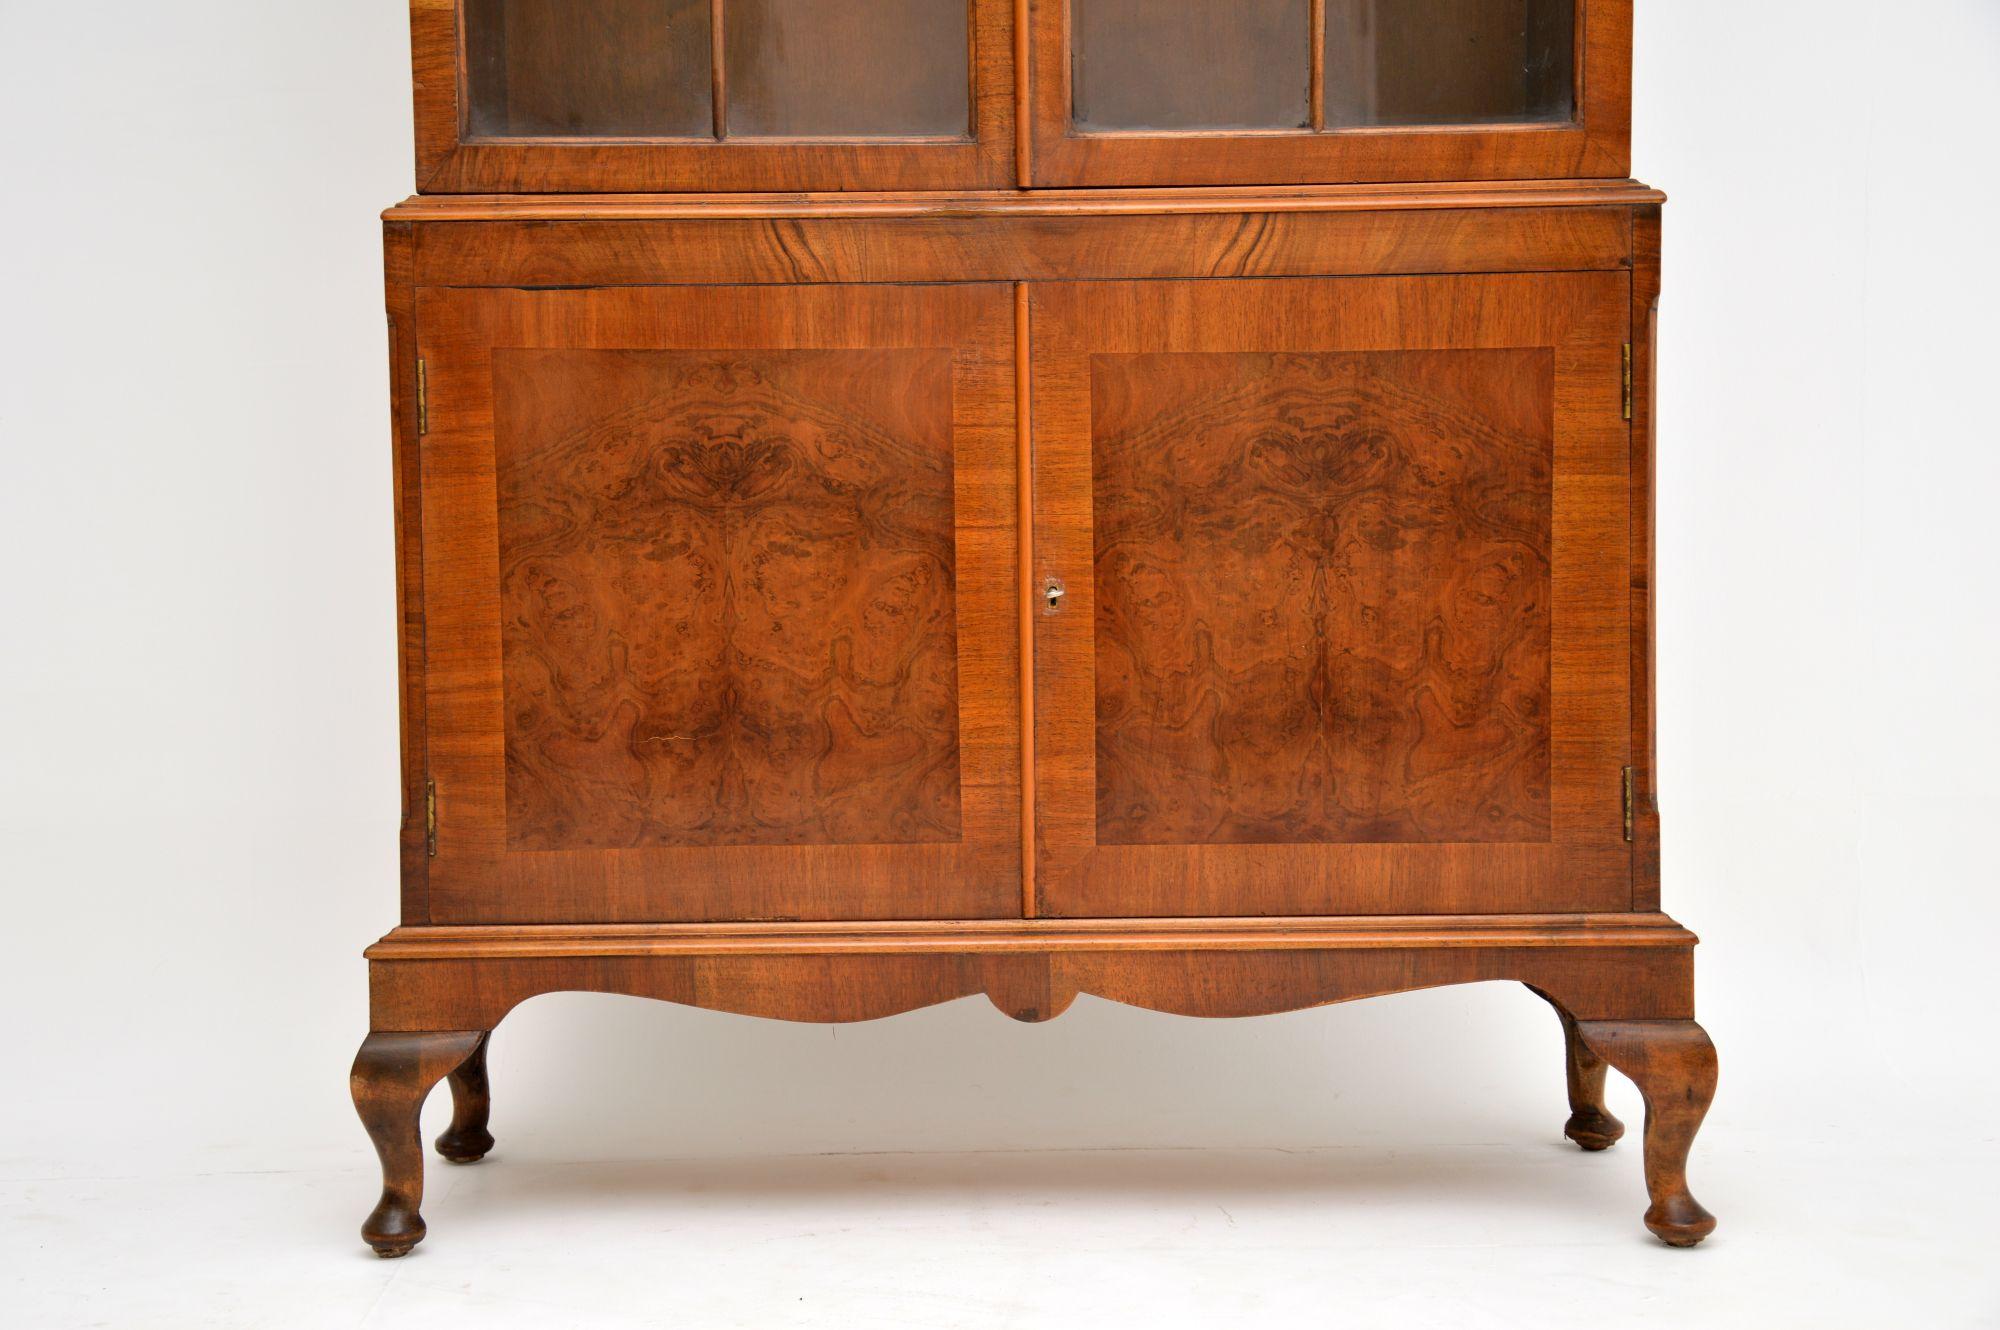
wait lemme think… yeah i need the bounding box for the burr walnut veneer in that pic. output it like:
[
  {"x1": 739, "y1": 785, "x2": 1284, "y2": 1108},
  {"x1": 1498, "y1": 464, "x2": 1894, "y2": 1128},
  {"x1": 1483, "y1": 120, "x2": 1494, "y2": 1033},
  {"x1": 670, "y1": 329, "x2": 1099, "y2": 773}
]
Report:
[{"x1": 355, "y1": 0, "x2": 1715, "y2": 1256}]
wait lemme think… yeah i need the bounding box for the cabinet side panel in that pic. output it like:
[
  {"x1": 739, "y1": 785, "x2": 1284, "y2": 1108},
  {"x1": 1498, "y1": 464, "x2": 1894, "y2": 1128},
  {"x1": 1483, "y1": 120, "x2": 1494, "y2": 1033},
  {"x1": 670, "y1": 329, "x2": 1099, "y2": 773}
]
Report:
[
  {"x1": 1630, "y1": 203, "x2": 1661, "y2": 909},
  {"x1": 410, "y1": 0, "x2": 459, "y2": 190},
  {"x1": 385, "y1": 220, "x2": 429, "y2": 923}
]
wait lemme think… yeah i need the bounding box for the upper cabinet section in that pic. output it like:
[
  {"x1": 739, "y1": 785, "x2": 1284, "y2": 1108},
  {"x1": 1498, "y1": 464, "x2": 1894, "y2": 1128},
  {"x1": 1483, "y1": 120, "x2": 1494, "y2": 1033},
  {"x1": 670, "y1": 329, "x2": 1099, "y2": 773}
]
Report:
[
  {"x1": 408, "y1": 0, "x2": 1628, "y2": 193},
  {"x1": 412, "y1": 0, "x2": 1014, "y2": 191},
  {"x1": 1031, "y1": 0, "x2": 1628, "y2": 186}
]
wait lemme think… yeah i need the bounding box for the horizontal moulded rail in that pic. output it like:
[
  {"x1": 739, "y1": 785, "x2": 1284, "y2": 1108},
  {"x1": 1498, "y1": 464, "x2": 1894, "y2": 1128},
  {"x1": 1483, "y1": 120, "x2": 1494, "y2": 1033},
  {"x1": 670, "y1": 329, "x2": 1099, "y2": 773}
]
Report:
[
  {"x1": 368, "y1": 913, "x2": 1698, "y2": 961},
  {"x1": 384, "y1": 179, "x2": 1666, "y2": 223}
]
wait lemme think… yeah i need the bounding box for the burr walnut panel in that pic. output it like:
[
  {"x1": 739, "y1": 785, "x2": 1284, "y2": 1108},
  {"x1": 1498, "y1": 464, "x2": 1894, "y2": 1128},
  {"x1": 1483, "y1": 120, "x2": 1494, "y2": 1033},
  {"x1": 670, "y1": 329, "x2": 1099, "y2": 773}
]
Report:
[
  {"x1": 415, "y1": 283, "x2": 1019, "y2": 924},
  {"x1": 494, "y1": 348, "x2": 963, "y2": 853},
  {"x1": 1032, "y1": 273, "x2": 1631, "y2": 919},
  {"x1": 1091, "y1": 349, "x2": 1554, "y2": 847}
]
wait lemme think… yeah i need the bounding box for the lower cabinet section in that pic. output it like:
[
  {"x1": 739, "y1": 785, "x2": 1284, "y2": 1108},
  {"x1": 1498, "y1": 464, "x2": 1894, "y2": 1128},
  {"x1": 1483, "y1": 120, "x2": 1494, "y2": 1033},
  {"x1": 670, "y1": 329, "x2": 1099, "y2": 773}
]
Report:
[
  {"x1": 413, "y1": 271, "x2": 1634, "y2": 924},
  {"x1": 364, "y1": 202, "x2": 1713, "y2": 1254}
]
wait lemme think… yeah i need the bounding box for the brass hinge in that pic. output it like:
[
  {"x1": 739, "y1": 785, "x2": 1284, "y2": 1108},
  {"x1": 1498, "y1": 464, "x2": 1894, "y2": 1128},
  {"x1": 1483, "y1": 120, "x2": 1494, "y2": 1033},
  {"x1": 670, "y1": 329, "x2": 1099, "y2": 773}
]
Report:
[
  {"x1": 1621, "y1": 343, "x2": 1633, "y2": 421},
  {"x1": 424, "y1": 776, "x2": 438, "y2": 857},
  {"x1": 416, "y1": 357, "x2": 429, "y2": 436},
  {"x1": 1622, "y1": 766, "x2": 1636, "y2": 843}
]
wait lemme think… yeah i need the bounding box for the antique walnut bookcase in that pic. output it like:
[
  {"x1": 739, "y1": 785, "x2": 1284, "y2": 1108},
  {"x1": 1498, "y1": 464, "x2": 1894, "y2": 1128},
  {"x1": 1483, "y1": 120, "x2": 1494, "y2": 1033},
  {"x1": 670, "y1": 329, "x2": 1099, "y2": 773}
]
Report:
[{"x1": 355, "y1": 0, "x2": 1716, "y2": 1255}]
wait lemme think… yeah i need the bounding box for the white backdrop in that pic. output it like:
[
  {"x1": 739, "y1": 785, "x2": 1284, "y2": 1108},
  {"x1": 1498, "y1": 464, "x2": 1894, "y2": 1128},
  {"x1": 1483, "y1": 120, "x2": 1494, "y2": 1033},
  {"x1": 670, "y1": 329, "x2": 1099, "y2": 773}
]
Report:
[{"x1": 2, "y1": 0, "x2": 1996, "y2": 1200}]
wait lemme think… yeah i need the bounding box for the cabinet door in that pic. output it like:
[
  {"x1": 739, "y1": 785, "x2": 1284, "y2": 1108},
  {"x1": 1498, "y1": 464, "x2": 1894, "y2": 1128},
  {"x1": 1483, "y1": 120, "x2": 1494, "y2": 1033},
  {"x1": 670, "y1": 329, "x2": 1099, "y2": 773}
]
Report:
[
  {"x1": 1028, "y1": 0, "x2": 1628, "y2": 186},
  {"x1": 417, "y1": 284, "x2": 1019, "y2": 923},
  {"x1": 414, "y1": 0, "x2": 1014, "y2": 191},
  {"x1": 1030, "y1": 274, "x2": 1630, "y2": 917}
]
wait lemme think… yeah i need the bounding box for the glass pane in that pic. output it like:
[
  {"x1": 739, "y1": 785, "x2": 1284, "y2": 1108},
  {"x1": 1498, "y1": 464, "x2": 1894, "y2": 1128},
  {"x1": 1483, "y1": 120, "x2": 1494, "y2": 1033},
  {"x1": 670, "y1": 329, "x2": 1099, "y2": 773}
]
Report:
[
  {"x1": 464, "y1": 0, "x2": 712, "y2": 138},
  {"x1": 1325, "y1": 0, "x2": 1574, "y2": 127},
  {"x1": 1073, "y1": 0, "x2": 1311, "y2": 132},
  {"x1": 725, "y1": 0, "x2": 970, "y2": 138}
]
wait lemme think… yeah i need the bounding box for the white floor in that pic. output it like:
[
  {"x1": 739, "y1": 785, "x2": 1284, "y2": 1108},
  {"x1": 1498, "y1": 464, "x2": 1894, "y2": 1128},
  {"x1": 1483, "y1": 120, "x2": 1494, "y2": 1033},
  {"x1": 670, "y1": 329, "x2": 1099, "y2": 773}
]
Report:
[{"x1": 8, "y1": 1131, "x2": 1996, "y2": 1329}]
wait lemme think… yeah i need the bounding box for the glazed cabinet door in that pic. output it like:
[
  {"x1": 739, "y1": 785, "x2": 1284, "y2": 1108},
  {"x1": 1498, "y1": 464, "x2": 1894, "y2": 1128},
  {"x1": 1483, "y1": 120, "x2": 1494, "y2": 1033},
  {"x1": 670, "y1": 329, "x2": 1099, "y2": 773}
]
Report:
[
  {"x1": 413, "y1": 0, "x2": 1015, "y2": 191},
  {"x1": 1028, "y1": 0, "x2": 1629, "y2": 186},
  {"x1": 1030, "y1": 273, "x2": 1631, "y2": 917},
  {"x1": 415, "y1": 283, "x2": 1020, "y2": 923}
]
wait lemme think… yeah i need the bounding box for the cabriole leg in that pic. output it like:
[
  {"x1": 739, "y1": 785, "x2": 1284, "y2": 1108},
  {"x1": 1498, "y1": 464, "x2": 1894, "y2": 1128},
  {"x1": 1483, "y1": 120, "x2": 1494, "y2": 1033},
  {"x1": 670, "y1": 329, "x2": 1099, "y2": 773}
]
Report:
[
  {"x1": 435, "y1": 1031, "x2": 495, "y2": 1164},
  {"x1": 1526, "y1": 986, "x2": 1625, "y2": 1151},
  {"x1": 350, "y1": 1030, "x2": 487, "y2": 1258},
  {"x1": 1574, "y1": 1019, "x2": 1719, "y2": 1247}
]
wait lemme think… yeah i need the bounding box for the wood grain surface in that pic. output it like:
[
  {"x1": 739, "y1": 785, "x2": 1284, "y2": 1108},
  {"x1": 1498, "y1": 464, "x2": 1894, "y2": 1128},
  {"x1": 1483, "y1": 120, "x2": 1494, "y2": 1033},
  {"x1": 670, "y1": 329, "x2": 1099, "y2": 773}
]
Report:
[
  {"x1": 416, "y1": 283, "x2": 1019, "y2": 923},
  {"x1": 1091, "y1": 349, "x2": 1552, "y2": 846},
  {"x1": 1032, "y1": 272, "x2": 1630, "y2": 918},
  {"x1": 407, "y1": 204, "x2": 1636, "y2": 289},
  {"x1": 365, "y1": 932, "x2": 1694, "y2": 1030},
  {"x1": 1323, "y1": 0, "x2": 1575, "y2": 128},
  {"x1": 495, "y1": 349, "x2": 963, "y2": 852},
  {"x1": 1528, "y1": 983, "x2": 1626, "y2": 1150},
  {"x1": 383, "y1": 221, "x2": 429, "y2": 923},
  {"x1": 350, "y1": 1031, "x2": 487, "y2": 1257},
  {"x1": 1629, "y1": 204, "x2": 1663, "y2": 908},
  {"x1": 1575, "y1": 1019, "x2": 1719, "y2": 1246},
  {"x1": 414, "y1": 0, "x2": 1629, "y2": 193}
]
